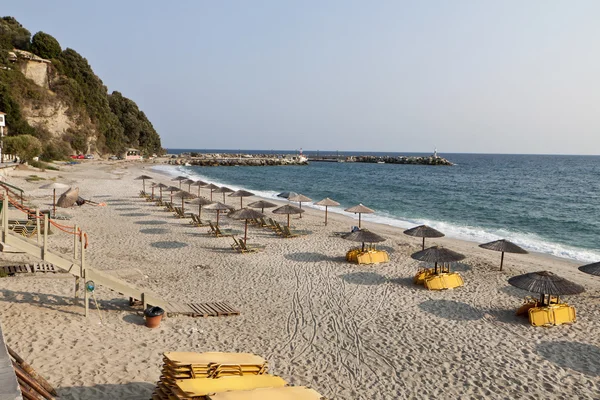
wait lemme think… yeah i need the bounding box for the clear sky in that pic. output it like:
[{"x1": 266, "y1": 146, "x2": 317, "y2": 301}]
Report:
[{"x1": 4, "y1": 1, "x2": 600, "y2": 154}]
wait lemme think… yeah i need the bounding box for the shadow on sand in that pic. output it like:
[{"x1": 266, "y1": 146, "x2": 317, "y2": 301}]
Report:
[
  {"x1": 536, "y1": 341, "x2": 600, "y2": 376},
  {"x1": 418, "y1": 299, "x2": 483, "y2": 321},
  {"x1": 140, "y1": 228, "x2": 170, "y2": 235},
  {"x1": 284, "y1": 252, "x2": 331, "y2": 262},
  {"x1": 150, "y1": 241, "x2": 188, "y2": 249},
  {"x1": 134, "y1": 220, "x2": 168, "y2": 225},
  {"x1": 120, "y1": 213, "x2": 151, "y2": 217},
  {"x1": 340, "y1": 271, "x2": 388, "y2": 286},
  {"x1": 57, "y1": 382, "x2": 155, "y2": 400},
  {"x1": 123, "y1": 314, "x2": 145, "y2": 326}
]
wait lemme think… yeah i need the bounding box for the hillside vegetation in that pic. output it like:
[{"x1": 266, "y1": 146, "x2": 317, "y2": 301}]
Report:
[{"x1": 0, "y1": 16, "x2": 163, "y2": 160}]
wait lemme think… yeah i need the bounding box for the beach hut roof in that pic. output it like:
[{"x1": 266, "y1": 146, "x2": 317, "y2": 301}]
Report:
[
  {"x1": 345, "y1": 204, "x2": 375, "y2": 214},
  {"x1": 173, "y1": 191, "x2": 196, "y2": 199},
  {"x1": 229, "y1": 208, "x2": 265, "y2": 220},
  {"x1": 204, "y1": 202, "x2": 234, "y2": 211},
  {"x1": 277, "y1": 191, "x2": 298, "y2": 199},
  {"x1": 508, "y1": 271, "x2": 585, "y2": 295},
  {"x1": 213, "y1": 186, "x2": 234, "y2": 193},
  {"x1": 189, "y1": 197, "x2": 213, "y2": 206},
  {"x1": 342, "y1": 229, "x2": 386, "y2": 243},
  {"x1": 134, "y1": 175, "x2": 153, "y2": 180},
  {"x1": 578, "y1": 262, "x2": 600, "y2": 276},
  {"x1": 229, "y1": 189, "x2": 255, "y2": 198},
  {"x1": 288, "y1": 193, "x2": 312, "y2": 202},
  {"x1": 248, "y1": 200, "x2": 277, "y2": 209},
  {"x1": 272, "y1": 204, "x2": 304, "y2": 215},
  {"x1": 315, "y1": 197, "x2": 340, "y2": 207},
  {"x1": 479, "y1": 239, "x2": 528, "y2": 254},
  {"x1": 204, "y1": 183, "x2": 220, "y2": 190},
  {"x1": 39, "y1": 182, "x2": 69, "y2": 190},
  {"x1": 411, "y1": 246, "x2": 465, "y2": 263},
  {"x1": 403, "y1": 225, "x2": 445, "y2": 238}
]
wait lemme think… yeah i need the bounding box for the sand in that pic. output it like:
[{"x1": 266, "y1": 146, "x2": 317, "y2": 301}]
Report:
[{"x1": 1, "y1": 160, "x2": 600, "y2": 399}]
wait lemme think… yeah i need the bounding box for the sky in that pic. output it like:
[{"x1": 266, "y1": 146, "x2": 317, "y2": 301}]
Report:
[{"x1": 4, "y1": 1, "x2": 600, "y2": 154}]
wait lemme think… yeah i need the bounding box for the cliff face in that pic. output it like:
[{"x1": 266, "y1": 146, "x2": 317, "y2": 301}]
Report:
[{"x1": 0, "y1": 16, "x2": 162, "y2": 159}]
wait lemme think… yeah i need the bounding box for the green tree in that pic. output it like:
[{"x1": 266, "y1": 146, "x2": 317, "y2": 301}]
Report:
[
  {"x1": 0, "y1": 17, "x2": 31, "y2": 51},
  {"x1": 4, "y1": 134, "x2": 42, "y2": 162},
  {"x1": 30, "y1": 31, "x2": 61, "y2": 59}
]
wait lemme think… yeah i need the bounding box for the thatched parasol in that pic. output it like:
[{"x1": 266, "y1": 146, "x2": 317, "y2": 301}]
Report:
[
  {"x1": 288, "y1": 193, "x2": 312, "y2": 218},
  {"x1": 191, "y1": 180, "x2": 208, "y2": 196},
  {"x1": 229, "y1": 189, "x2": 255, "y2": 209},
  {"x1": 172, "y1": 176, "x2": 188, "y2": 189},
  {"x1": 182, "y1": 179, "x2": 195, "y2": 192},
  {"x1": 411, "y1": 246, "x2": 465, "y2": 274},
  {"x1": 166, "y1": 186, "x2": 181, "y2": 203},
  {"x1": 277, "y1": 191, "x2": 298, "y2": 199},
  {"x1": 342, "y1": 229, "x2": 386, "y2": 252},
  {"x1": 578, "y1": 262, "x2": 600, "y2": 277},
  {"x1": 315, "y1": 197, "x2": 340, "y2": 226},
  {"x1": 273, "y1": 204, "x2": 304, "y2": 227},
  {"x1": 229, "y1": 208, "x2": 265, "y2": 244},
  {"x1": 345, "y1": 204, "x2": 374, "y2": 228},
  {"x1": 248, "y1": 200, "x2": 277, "y2": 213},
  {"x1": 134, "y1": 175, "x2": 153, "y2": 192},
  {"x1": 204, "y1": 201, "x2": 233, "y2": 225},
  {"x1": 56, "y1": 187, "x2": 79, "y2": 208},
  {"x1": 479, "y1": 239, "x2": 528, "y2": 271},
  {"x1": 508, "y1": 271, "x2": 584, "y2": 305},
  {"x1": 40, "y1": 182, "x2": 69, "y2": 217},
  {"x1": 404, "y1": 225, "x2": 445, "y2": 250},
  {"x1": 204, "y1": 183, "x2": 220, "y2": 201},
  {"x1": 213, "y1": 186, "x2": 234, "y2": 204},
  {"x1": 173, "y1": 191, "x2": 196, "y2": 213},
  {"x1": 155, "y1": 183, "x2": 169, "y2": 200},
  {"x1": 190, "y1": 197, "x2": 213, "y2": 220}
]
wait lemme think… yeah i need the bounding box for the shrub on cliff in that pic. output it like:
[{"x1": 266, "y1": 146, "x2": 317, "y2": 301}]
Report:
[
  {"x1": 30, "y1": 31, "x2": 61, "y2": 59},
  {"x1": 4, "y1": 134, "x2": 42, "y2": 162},
  {"x1": 0, "y1": 17, "x2": 30, "y2": 52}
]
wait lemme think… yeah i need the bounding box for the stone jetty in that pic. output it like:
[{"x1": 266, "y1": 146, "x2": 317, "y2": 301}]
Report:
[{"x1": 166, "y1": 153, "x2": 309, "y2": 167}]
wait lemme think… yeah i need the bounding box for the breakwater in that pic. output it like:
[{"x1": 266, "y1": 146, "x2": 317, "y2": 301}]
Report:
[
  {"x1": 165, "y1": 153, "x2": 308, "y2": 167},
  {"x1": 309, "y1": 154, "x2": 454, "y2": 166}
]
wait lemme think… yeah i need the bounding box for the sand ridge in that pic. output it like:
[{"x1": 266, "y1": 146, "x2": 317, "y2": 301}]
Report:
[{"x1": 0, "y1": 161, "x2": 599, "y2": 399}]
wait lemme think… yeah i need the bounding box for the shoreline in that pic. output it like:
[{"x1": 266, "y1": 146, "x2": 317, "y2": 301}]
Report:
[{"x1": 0, "y1": 160, "x2": 599, "y2": 399}]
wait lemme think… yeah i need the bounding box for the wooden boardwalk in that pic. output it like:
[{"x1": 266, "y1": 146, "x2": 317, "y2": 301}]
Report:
[
  {"x1": 0, "y1": 263, "x2": 61, "y2": 276},
  {"x1": 0, "y1": 320, "x2": 22, "y2": 400},
  {"x1": 163, "y1": 302, "x2": 240, "y2": 317}
]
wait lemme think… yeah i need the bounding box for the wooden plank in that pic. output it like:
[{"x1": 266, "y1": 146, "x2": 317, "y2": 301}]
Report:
[{"x1": 0, "y1": 319, "x2": 23, "y2": 400}]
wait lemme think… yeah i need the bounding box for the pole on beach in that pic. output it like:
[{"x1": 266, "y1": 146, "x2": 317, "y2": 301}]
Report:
[
  {"x1": 159, "y1": 187, "x2": 163, "y2": 201},
  {"x1": 325, "y1": 206, "x2": 329, "y2": 226},
  {"x1": 151, "y1": 186, "x2": 155, "y2": 200},
  {"x1": 244, "y1": 219, "x2": 248, "y2": 244},
  {"x1": 359, "y1": 213, "x2": 362, "y2": 228},
  {"x1": 287, "y1": 213, "x2": 290, "y2": 227},
  {"x1": 422, "y1": 237, "x2": 425, "y2": 250},
  {"x1": 181, "y1": 197, "x2": 185, "y2": 213},
  {"x1": 222, "y1": 193, "x2": 226, "y2": 204},
  {"x1": 500, "y1": 251, "x2": 505, "y2": 271}
]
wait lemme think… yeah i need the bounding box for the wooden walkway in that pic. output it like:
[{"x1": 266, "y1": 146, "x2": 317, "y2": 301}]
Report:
[
  {"x1": 0, "y1": 320, "x2": 22, "y2": 400},
  {"x1": 163, "y1": 302, "x2": 240, "y2": 317},
  {"x1": 0, "y1": 263, "x2": 61, "y2": 276}
]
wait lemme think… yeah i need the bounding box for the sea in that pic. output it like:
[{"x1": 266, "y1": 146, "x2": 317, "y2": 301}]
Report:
[{"x1": 154, "y1": 150, "x2": 600, "y2": 263}]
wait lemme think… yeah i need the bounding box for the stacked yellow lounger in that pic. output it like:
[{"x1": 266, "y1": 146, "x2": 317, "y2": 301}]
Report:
[
  {"x1": 424, "y1": 272, "x2": 464, "y2": 290},
  {"x1": 528, "y1": 304, "x2": 576, "y2": 327},
  {"x1": 206, "y1": 386, "x2": 324, "y2": 399},
  {"x1": 173, "y1": 375, "x2": 287, "y2": 399}
]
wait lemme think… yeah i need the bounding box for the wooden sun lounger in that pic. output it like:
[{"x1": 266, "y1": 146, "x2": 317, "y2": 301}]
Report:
[
  {"x1": 231, "y1": 237, "x2": 265, "y2": 253},
  {"x1": 190, "y1": 214, "x2": 209, "y2": 227}
]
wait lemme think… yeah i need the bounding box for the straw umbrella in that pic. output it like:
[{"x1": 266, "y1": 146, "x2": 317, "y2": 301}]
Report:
[
  {"x1": 172, "y1": 176, "x2": 187, "y2": 189},
  {"x1": 166, "y1": 186, "x2": 181, "y2": 204},
  {"x1": 404, "y1": 225, "x2": 445, "y2": 250},
  {"x1": 345, "y1": 204, "x2": 374, "y2": 228},
  {"x1": 39, "y1": 182, "x2": 69, "y2": 217},
  {"x1": 229, "y1": 208, "x2": 265, "y2": 244},
  {"x1": 214, "y1": 186, "x2": 234, "y2": 204},
  {"x1": 191, "y1": 180, "x2": 207, "y2": 197},
  {"x1": 248, "y1": 200, "x2": 277, "y2": 213},
  {"x1": 342, "y1": 229, "x2": 386, "y2": 252},
  {"x1": 190, "y1": 197, "x2": 213, "y2": 220},
  {"x1": 288, "y1": 193, "x2": 312, "y2": 218},
  {"x1": 173, "y1": 191, "x2": 196, "y2": 213},
  {"x1": 204, "y1": 183, "x2": 219, "y2": 201},
  {"x1": 183, "y1": 179, "x2": 195, "y2": 192},
  {"x1": 155, "y1": 183, "x2": 168, "y2": 201},
  {"x1": 229, "y1": 189, "x2": 255, "y2": 209},
  {"x1": 134, "y1": 175, "x2": 153, "y2": 192},
  {"x1": 508, "y1": 271, "x2": 584, "y2": 306},
  {"x1": 150, "y1": 182, "x2": 157, "y2": 200},
  {"x1": 56, "y1": 187, "x2": 79, "y2": 208},
  {"x1": 479, "y1": 239, "x2": 528, "y2": 271},
  {"x1": 411, "y1": 246, "x2": 465, "y2": 274},
  {"x1": 277, "y1": 191, "x2": 298, "y2": 199},
  {"x1": 314, "y1": 197, "x2": 340, "y2": 226},
  {"x1": 204, "y1": 202, "x2": 233, "y2": 225},
  {"x1": 578, "y1": 262, "x2": 600, "y2": 276},
  {"x1": 272, "y1": 204, "x2": 304, "y2": 227}
]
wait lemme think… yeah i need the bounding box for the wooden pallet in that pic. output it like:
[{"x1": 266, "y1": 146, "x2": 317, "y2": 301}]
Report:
[
  {"x1": 0, "y1": 262, "x2": 60, "y2": 275},
  {"x1": 163, "y1": 302, "x2": 240, "y2": 317}
]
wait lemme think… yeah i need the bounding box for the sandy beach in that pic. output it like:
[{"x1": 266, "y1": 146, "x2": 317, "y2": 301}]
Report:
[{"x1": 1, "y1": 160, "x2": 600, "y2": 400}]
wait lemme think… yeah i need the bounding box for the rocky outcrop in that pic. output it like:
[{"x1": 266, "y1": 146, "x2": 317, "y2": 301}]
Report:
[{"x1": 169, "y1": 153, "x2": 309, "y2": 167}]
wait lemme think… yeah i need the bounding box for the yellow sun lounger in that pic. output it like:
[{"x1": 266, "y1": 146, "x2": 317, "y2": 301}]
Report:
[
  {"x1": 424, "y1": 272, "x2": 464, "y2": 290},
  {"x1": 414, "y1": 268, "x2": 435, "y2": 285},
  {"x1": 174, "y1": 375, "x2": 287, "y2": 398},
  {"x1": 528, "y1": 304, "x2": 576, "y2": 327},
  {"x1": 164, "y1": 352, "x2": 267, "y2": 367},
  {"x1": 206, "y1": 386, "x2": 324, "y2": 400}
]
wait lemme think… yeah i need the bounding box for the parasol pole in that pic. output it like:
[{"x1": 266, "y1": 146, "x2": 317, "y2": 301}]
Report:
[
  {"x1": 287, "y1": 213, "x2": 290, "y2": 227},
  {"x1": 422, "y1": 237, "x2": 425, "y2": 250},
  {"x1": 159, "y1": 187, "x2": 163, "y2": 201},
  {"x1": 151, "y1": 186, "x2": 155, "y2": 200},
  {"x1": 240, "y1": 197, "x2": 243, "y2": 209},
  {"x1": 181, "y1": 197, "x2": 185, "y2": 213},
  {"x1": 197, "y1": 186, "x2": 201, "y2": 196},
  {"x1": 223, "y1": 193, "x2": 226, "y2": 203},
  {"x1": 244, "y1": 219, "x2": 248, "y2": 244},
  {"x1": 210, "y1": 190, "x2": 213, "y2": 201},
  {"x1": 143, "y1": 179, "x2": 146, "y2": 193},
  {"x1": 52, "y1": 188, "x2": 56, "y2": 218},
  {"x1": 359, "y1": 213, "x2": 362, "y2": 228},
  {"x1": 500, "y1": 251, "x2": 505, "y2": 271},
  {"x1": 434, "y1": 261, "x2": 438, "y2": 274},
  {"x1": 325, "y1": 206, "x2": 328, "y2": 226},
  {"x1": 299, "y1": 201, "x2": 303, "y2": 218}
]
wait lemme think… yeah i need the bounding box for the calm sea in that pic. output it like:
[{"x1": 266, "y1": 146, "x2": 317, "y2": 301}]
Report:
[{"x1": 155, "y1": 151, "x2": 600, "y2": 263}]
